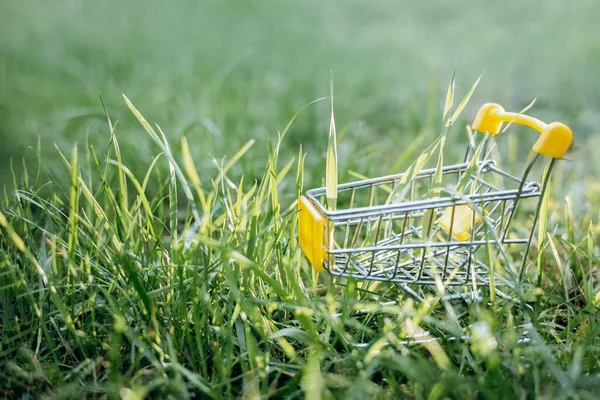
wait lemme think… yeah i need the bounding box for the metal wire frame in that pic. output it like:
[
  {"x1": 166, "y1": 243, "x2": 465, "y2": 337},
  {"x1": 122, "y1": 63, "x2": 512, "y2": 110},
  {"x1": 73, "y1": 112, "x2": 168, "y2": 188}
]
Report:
[
  {"x1": 302, "y1": 154, "x2": 550, "y2": 286},
  {"x1": 305, "y1": 161, "x2": 540, "y2": 220}
]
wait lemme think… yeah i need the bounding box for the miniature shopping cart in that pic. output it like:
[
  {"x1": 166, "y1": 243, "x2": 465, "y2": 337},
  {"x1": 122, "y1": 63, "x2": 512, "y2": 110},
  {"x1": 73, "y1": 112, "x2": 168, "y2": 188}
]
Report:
[{"x1": 298, "y1": 103, "x2": 572, "y2": 287}]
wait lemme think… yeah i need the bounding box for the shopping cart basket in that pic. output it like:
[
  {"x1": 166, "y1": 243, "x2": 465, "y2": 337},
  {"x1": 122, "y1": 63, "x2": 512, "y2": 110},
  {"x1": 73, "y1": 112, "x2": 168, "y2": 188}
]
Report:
[{"x1": 298, "y1": 103, "x2": 572, "y2": 288}]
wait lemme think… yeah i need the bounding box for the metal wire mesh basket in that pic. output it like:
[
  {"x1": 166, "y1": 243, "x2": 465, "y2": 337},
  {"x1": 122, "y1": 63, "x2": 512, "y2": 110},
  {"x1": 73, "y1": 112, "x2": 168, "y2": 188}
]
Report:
[{"x1": 298, "y1": 103, "x2": 572, "y2": 288}]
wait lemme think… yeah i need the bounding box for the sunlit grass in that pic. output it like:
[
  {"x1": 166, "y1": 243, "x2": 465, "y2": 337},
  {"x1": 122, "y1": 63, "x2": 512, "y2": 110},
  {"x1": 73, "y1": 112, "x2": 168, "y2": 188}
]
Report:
[
  {"x1": 0, "y1": 88, "x2": 599, "y2": 399},
  {"x1": 326, "y1": 74, "x2": 338, "y2": 212}
]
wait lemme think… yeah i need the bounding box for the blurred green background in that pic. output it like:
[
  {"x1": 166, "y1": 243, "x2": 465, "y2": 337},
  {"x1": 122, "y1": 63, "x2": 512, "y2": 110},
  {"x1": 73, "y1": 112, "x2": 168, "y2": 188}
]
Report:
[{"x1": 1, "y1": 0, "x2": 599, "y2": 187}]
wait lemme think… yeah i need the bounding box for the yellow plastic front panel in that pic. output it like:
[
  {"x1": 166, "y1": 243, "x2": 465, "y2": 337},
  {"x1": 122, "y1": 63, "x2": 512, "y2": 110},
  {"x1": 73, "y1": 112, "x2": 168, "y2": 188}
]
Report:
[{"x1": 298, "y1": 196, "x2": 327, "y2": 272}]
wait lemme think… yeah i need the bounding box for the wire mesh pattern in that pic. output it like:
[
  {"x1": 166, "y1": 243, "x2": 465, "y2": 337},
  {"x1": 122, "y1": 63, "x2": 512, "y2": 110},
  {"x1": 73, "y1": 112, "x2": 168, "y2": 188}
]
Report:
[{"x1": 303, "y1": 159, "x2": 543, "y2": 286}]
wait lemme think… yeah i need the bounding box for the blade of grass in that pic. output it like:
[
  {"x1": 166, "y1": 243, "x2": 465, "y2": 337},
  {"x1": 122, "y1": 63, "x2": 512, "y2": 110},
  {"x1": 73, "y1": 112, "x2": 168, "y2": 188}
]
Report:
[
  {"x1": 326, "y1": 73, "x2": 338, "y2": 211},
  {"x1": 445, "y1": 74, "x2": 483, "y2": 127}
]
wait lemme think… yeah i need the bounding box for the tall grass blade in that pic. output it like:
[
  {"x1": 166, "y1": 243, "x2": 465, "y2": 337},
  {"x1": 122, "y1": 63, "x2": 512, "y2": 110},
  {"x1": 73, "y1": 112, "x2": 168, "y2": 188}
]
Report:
[
  {"x1": 537, "y1": 160, "x2": 553, "y2": 287},
  {"x1": 446, "y1": 74, "x2": 483, "y2": 127},
  {"x1": 443, "y1": 65, "x2": 456, "y2": 121},
  {"x1": 326, "y1": 73, "x2": 338, "y2": 211}
]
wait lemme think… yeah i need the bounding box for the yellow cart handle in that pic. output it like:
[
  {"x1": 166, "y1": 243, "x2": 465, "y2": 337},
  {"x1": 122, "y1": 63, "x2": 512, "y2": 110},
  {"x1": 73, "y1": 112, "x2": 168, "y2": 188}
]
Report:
[{"x1": 472, "y1": 103, "x2": 573, "y2": 159}]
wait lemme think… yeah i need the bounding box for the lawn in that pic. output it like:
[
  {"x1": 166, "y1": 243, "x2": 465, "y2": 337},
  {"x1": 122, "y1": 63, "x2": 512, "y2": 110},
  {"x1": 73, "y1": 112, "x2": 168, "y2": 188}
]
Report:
[{"x1": 1, "y1": 1, "x2": 599, "y2": 398}]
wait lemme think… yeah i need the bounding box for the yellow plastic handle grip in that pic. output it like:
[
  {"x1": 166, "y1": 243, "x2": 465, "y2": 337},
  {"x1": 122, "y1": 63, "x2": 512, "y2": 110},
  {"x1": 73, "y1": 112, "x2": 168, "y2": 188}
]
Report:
[{"x1": 472, "y1": 103, "x2": 573, "y2": 159}]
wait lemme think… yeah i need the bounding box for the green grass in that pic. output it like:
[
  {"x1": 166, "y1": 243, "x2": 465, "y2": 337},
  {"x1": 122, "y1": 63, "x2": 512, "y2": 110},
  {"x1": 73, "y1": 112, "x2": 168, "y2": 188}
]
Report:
[
  {"x1": 1, "y1": 0, "x2": 600, "y2": 398},
  {"x1": 1, "y1": 90, "x2": 599, "y2": 398}
]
